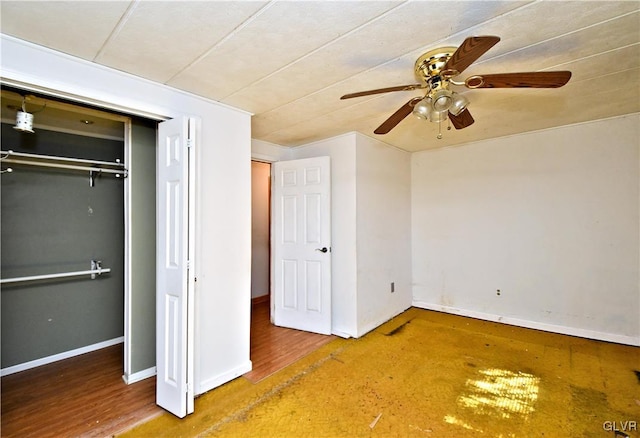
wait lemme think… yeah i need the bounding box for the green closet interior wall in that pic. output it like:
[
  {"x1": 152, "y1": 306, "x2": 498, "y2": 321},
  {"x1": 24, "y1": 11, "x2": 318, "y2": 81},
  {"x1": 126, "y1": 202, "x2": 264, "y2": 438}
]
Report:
[
  {"x1": 1, "y1": 123, "x2": 125, "y2": 367},
  {"x1": 1, "y1": 117, "x2": 157, "y2": 374}
]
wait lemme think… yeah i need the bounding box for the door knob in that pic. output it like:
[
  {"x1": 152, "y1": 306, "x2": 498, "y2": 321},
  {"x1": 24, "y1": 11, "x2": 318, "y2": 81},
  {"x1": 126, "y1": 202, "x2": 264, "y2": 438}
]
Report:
[{"x1": 316, "y1": 247, "x2": 328, "y2": 253}]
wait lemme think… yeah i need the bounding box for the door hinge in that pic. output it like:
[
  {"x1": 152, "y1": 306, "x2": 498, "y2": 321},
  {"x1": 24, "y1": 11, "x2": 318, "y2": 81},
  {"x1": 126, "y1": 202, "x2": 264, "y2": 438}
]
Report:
[
  {"x1": 187, "y1": 138, "x2": 193, "y2": 148},
  {"x1": 187, "y1": 260, "x2": 190, "y2": 269}
]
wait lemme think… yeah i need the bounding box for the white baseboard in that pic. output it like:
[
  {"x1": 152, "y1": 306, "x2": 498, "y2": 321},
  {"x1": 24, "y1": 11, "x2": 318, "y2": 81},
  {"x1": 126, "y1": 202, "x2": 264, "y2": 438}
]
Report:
[
  {"x1": 1, "y1": 336, "x2": 125, "y2": 377},
  {"x1": 195, "y1": 360, "x2": 253, "y2": 396},
  {"x1": 122, "y1": 366, "x2": 156, "y2": 384},
  {"x1": 331, "y1": 329, "x2": 353, "y2": 339},
  {"x1": 355, "y1": 305, "x2": 413, "y2": 338},
  {"x1": 412, "y1": 301, "x2": 640, "y2": 346}
]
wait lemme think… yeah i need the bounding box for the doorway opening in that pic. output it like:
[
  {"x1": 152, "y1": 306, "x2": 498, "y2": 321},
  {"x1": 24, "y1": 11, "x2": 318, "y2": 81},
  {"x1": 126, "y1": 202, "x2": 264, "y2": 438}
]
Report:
[
  {"x1": 246, "y1": 160, "x2": 334, "y2": 383},
  {"x1": 250, "y1": 160, "x2": 271, "y2": 307}
]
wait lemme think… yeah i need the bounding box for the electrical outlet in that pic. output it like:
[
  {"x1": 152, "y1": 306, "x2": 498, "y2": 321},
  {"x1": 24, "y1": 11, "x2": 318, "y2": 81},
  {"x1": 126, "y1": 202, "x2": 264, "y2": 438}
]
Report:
[{"x1": 391, "y1": 282, "x2": 395, "y2": 293}]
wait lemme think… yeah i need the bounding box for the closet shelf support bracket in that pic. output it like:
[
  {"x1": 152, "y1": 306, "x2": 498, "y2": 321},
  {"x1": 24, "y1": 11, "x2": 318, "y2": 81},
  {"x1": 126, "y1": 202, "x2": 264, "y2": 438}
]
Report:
[{"x1": 89, "y1": 170, "x2": 101, "y2": 187}]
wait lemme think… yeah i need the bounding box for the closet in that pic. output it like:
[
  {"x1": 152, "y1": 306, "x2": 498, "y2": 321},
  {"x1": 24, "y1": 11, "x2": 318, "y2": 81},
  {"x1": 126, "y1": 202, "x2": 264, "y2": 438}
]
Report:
[{"x1": 0, "y1": 89, "x2": 129, "y2": 373}]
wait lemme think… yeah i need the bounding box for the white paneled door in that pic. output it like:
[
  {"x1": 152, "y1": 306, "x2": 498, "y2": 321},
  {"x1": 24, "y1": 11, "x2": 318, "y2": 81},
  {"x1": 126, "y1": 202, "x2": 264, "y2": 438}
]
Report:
[
  {"x1": 156, "y1": 117, "x2": 196, "y2": 418},
  {"x1": 273, "y1": 157, "x2": 331, "y2": 335}
]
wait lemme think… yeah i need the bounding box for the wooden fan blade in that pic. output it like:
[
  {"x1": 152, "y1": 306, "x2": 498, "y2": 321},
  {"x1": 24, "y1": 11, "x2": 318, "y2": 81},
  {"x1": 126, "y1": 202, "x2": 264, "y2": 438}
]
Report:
[
  {"x1": 444, "y1": 36, "x2": 500, "y2": 75},
  {"x1": 374, "y1": 98, "x2": 421, "y2": 135},
  {"x1": 467, "y1": 71, "x2": 572, "y2": 88},
  {"x1": 448, "y1": 109, "x2": 475, "y2": 130},
  {"x1": 340, "y1": 84, "x2": 425, "y2": 100}
]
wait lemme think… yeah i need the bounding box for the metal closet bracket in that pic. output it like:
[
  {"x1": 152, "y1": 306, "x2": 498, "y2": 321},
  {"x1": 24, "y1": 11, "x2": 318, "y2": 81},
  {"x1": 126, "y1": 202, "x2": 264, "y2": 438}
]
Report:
[
  {"x1": 0, "y1": 150, "x2": 13, "y2": 174},
  {"x1": 89, "y1": 170, "x2": 101, "y2": 187}
]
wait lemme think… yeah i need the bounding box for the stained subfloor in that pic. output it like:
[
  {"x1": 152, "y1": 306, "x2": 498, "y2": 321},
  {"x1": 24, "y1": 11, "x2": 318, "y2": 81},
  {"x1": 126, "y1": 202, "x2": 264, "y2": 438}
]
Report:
[{"x1": 120, "y1": 307, "x2": 640, "y2": 437}]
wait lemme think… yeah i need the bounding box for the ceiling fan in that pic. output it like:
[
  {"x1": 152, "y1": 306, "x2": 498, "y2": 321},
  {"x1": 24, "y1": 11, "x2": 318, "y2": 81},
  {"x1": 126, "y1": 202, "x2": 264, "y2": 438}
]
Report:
[{"x1": 340, "y1": 36, "x2": 571, "y2": 138}]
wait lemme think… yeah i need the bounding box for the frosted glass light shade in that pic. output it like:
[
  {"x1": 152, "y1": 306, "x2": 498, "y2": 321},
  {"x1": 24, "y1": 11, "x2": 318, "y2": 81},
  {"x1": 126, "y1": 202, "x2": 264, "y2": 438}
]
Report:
[
  {"x1": 430, "y1": 110, "x2": 448, "y2": 122},
  {"x1": 449, "y1": 93, "x2": 470, "y2": 116},
  {"x1": 412, "y1": 97, "x2": 432, "y2": 120},
  {"x1": 431, "y1": 89, "x2": 453, "y2": 112}
]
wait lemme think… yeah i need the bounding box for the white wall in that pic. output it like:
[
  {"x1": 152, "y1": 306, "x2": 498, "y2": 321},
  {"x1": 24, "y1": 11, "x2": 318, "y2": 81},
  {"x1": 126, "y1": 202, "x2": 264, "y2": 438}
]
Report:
[
  {"x1": 355, "y1": 135, "x2": 412, "y2": 336},
  {"x1": 0, "y1": 34, "x2": 254, "y2": 393},
  {"x1": 195, "y1": 111, "x2": 252, "y2": 394},
  {"x1": 412, "y1": 114, "x2": 640, "y2": 345},
  {"x1": 251, "y1": 161, "x2": 270, "y2": 299}
]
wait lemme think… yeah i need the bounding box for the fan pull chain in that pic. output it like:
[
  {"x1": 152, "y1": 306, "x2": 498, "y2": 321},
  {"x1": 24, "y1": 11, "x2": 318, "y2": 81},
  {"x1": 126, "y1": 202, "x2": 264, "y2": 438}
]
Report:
[{"x1": 437, "y1": 120, "x2": 443, "y2": 139}]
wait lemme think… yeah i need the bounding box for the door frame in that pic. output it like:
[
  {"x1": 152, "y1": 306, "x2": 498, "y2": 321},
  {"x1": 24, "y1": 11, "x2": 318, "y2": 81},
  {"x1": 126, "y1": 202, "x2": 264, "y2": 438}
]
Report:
[
  {"x1": 250, "y1": 154, "x2": 277, "y2": 321},
  {"x1": 250, "y1": 152, "x2": 333, "y2": 334},
  {"x1": 250, "y1": 159, "x2": 273, "y2": 307}
]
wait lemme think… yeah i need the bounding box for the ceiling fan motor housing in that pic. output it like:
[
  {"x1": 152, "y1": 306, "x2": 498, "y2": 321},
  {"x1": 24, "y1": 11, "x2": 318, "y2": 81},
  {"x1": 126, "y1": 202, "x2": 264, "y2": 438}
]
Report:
[{"x1": 414, "y1": 47, "x2": 457, "y2": 84}]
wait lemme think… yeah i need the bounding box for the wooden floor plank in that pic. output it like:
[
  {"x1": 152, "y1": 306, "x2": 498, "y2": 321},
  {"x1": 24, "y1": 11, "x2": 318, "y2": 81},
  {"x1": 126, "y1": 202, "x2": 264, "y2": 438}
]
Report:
[
  {"x1": 0, "y1": 344, "x2": 159, "y2": 438},
  {"x1": 244, "y1": 300, "x2": 335, "y2": 383}
]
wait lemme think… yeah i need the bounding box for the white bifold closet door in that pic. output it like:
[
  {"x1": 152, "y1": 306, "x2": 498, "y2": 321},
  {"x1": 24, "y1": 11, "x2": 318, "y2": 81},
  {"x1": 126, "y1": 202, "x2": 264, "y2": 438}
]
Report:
[{"x1": 156, "y1": 116, "x2": 196, "y2": 418}]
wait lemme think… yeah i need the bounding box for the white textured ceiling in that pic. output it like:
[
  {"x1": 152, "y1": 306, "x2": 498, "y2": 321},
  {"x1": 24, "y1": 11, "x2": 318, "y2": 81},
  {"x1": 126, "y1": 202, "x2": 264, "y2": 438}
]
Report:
[{"x1": 1, "y1": 1, "x2": 638, "y2": 152}]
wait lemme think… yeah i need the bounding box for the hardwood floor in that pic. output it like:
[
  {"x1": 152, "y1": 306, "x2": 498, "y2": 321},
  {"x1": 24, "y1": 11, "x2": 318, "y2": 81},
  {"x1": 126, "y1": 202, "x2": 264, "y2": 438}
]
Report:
[
  {"x1": 0, "y1": 344, "x2": 160, "y2": 438},
  {"x1": 244, "y1": 300, "x2": 335, "y2": 383},
  {"x1": 1, "y1": 300, "x2": 334, "y2": 436}
]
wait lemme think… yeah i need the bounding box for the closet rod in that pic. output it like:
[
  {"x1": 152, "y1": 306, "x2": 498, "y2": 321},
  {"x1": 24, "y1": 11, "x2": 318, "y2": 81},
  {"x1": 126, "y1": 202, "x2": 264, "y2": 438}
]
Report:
[
  {"x1": 0, "y1": 267, "x2": 111, "y2": 285},
  {"x1": 1, "y1": 150, "x2": 127, "y2": 176}
]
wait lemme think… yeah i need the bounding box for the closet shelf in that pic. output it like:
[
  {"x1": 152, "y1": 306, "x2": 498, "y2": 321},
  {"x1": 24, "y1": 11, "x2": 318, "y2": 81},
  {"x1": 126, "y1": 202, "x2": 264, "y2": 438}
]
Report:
[{"x1": 1, "y1": 150, "x2": 128, "y2": 180}]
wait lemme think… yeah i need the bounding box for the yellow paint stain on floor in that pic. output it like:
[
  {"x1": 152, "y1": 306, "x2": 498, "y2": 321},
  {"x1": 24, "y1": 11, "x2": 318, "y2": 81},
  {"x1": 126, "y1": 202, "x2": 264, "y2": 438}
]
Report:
[{"x1": 119, "y1": 308, "x2": 639, "y2": 437}]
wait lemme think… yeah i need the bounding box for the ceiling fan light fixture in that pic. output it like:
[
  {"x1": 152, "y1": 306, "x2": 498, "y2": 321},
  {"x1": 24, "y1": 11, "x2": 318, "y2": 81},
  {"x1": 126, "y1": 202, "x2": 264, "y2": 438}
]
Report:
[
  {"x1": 412, "y1": 97, "x2": 432, "y2": 120},
  {"x1": 431, "y1": 89, "x2": 453, "y2": 112},
  {"x1": 340, "y1": 36, "x2": 572, "y2": 138},
  {"x1": 449, "y1": 92, "x2": 470, "y2": 116},
  {"x1": 429, "y1": 109, "x2": 448, "y2": 123}
]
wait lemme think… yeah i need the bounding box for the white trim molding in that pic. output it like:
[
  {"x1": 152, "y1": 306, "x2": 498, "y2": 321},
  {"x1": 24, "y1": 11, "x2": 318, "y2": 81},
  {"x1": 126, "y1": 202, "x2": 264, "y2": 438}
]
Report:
[
  {"x1": 355, "y1": 305, "x2": 412, "y2": 339},
  {"x1": 1, "y1": 337, "x2": 125, "y2": 377},
  {"x1": 331, "y1": 330, "x2": 353, "y2": 339},
  {"x1": 196, "y1": 361, "x2": 252, "y2": 396},
  {"x1": 123, "y1": 366, "x2": 157, "y2": 385},
  {"x1": 0, "y1": 34, "x2": 250, "y2": 119},
  {"x1": 413, "y1": 302, "x2": 640, "y2": 347}
]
